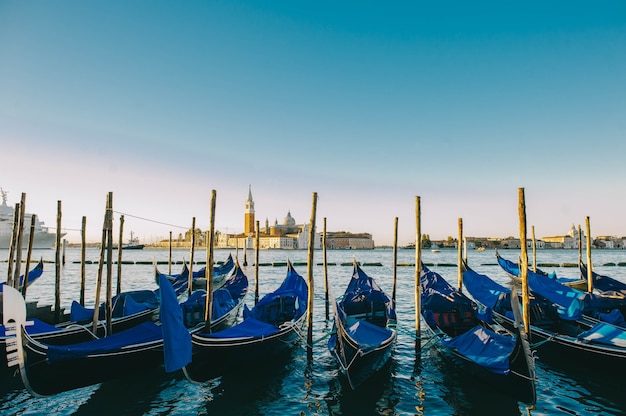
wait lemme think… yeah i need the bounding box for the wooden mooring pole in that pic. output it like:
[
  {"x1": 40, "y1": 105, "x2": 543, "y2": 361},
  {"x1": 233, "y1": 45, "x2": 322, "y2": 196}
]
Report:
[
  {"x1": 168, "y1": 231, "x2": 172, "y2": 275},
  {"x1": 105, "y1": 193, "x2": 114, "y2": 335},
  {"x1": 323, "y1": 217, "x2": 329, "y2": 321},
  {"x1": 80, "y1": 216, "x2": 86, "y2": 306},
  {"x1": 116, "y1": 215, "x2": 124, "y2": 295},
  {"x1": 531, "y1": 226, "x2": 537, "y2": 273},
  {"x1": 203, "y1": 190, "x2": 217, "y2": 333},
  {"x1": 188, "y1": 217, "x2": 196, "y2": 297},
  {"x1": 586, "y1": 216, "x2": 593, "y2": 293},
  {"x1": 577, "y1": 225, "x2": 583, "y2": 267},
  {"x1": 518, "y1": 188, "x2": 530, "y2": 335},
  {"x1": 392, "y1": 217, "x2": 398, "y2": 306},
  {"x1": 306, "y1": 192, "x2": 318, "y2": 350},
  {"x1": 12, "y1": 194, "x2": 27, "y2": 289},
  {"x1": 54, "y1": 200, "x2": 62, "y2": 324},
  {"x1": 6, "y1": 202, "x2": 19, "y2": 287},
  {"x1": 457, "y1": 218, "x2": 463, "y2": 291},
  {"x1": 92, "y1": 194, "x2": 110, "y2": 334},
  {"x1": 255, "y1": 220, "x2": 260, "y2": 305},
  {"x1": 21, "y1": 214, "x2": 36, "y2": 297},
  {"x1": 415, "y1": 196, "x2": 422, "y2": 339}
]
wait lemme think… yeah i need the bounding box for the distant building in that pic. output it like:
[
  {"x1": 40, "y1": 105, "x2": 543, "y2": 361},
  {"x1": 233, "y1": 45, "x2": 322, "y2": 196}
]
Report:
[
  {"x1": 216, "y1": 186, "x2": 321, "y2": 250},
  {"x1": 595, "y1": 236, "x2": 617, "y2": 249},
  {"x1": 541, "y1": 224, "x2": 586, "y2": 249},
  {"x1": 324, "y1": 231, "x2": 375, "y2": 250}
]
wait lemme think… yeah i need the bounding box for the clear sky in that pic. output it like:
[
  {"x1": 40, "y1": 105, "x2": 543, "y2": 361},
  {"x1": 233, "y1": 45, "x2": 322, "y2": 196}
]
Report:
[{"x1": 2, "y1": 1, "x2": 625, "y2": 246}]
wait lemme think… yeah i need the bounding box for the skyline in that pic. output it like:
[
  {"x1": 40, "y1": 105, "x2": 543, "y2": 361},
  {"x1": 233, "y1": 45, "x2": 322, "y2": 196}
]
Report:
[{"x1": 2, "y1": 2, "x2": 625, "y2": 246}]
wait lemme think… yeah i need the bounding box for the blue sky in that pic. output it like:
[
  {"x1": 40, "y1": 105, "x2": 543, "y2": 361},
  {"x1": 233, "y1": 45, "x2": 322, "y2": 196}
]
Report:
[{"x1": 2, "y1": 1, "x2": 625, "y2": 246}]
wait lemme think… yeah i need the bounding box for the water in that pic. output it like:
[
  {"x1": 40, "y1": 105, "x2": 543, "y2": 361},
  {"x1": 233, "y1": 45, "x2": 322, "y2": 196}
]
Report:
[{"x1": 2, "y1": 248, "x2": 626, "y2": 415}]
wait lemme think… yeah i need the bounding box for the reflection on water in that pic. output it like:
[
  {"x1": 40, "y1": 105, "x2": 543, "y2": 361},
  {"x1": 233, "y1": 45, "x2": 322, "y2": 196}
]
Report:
[
  {"x1": 325, "y1": 358, "x2": 397, "y2": 415},
  {"x1": 432, "y1": 348, "x2": 524, "y2": 416},
  {"x1": 2, "y1": 248, "x2": 626, "y2": 414}
]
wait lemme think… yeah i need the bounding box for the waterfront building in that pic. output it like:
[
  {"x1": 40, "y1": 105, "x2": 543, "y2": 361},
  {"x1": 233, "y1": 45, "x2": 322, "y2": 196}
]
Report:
[
  {"x1": 324, "y1": 231, "x2": 375, "y2": 250},
  {"x1": 541, "y1": 224, "x2": 586, "y2": 249}
]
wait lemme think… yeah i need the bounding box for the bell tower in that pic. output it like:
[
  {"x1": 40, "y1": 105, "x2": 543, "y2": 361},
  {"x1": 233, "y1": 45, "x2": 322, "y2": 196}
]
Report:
[{"x1": 244, "y1": 185, "x2": 255, "y2": 235}]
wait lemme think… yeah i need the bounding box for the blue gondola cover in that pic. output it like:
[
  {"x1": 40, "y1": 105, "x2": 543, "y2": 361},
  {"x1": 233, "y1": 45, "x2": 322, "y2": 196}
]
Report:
[
  {"x1": 441, "y1": 325, "x2": 516, "y2": 374},
  {"x1": 46, "y1": 321, "x2": 162, "y2": 364},
  {"x1": 160, "y1": 274, "x2": 191, "y2": 372}
]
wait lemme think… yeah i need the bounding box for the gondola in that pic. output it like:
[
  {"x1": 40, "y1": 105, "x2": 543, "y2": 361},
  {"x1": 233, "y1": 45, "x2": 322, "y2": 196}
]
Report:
[
  {"x1": 158, "y1": 253, "x2": 234, "y2": 292},
  {"x1": 579, "y1": 263, "x2": 626, "y2": 296},
  {"x1": 172, "y1": 259, "x2": 307, "y2": 382},
  {"x1": 496, "y1": 250, "x2": 587, "y2": 290},
  {"x1": 420, "y1": 263, "x2": 536, "y2": 405},
  {"x1": 65, "y1": 261, "x2": 192, "y2": 328},
  {"x1": 0, "y1": 259, "x2": 44, "y2": 293},
  {"x1": 462, "y1": 263, "x2": 626, "y2": 375},
  {"x1": 189, "y1": 253, "x2": 235, "y2": 291},
  {"x1": 523, "y1": 264, "x2": 626, "y2": 328},
  {"x1": 2, "y1": 263, "x2": 248, "y2": 396},
  {"x1": 2, "y1": 260, "x2": 161, "y2": 379},
  {"x1": 328, "y1": 261, "x2": 396, "y2": 390}
]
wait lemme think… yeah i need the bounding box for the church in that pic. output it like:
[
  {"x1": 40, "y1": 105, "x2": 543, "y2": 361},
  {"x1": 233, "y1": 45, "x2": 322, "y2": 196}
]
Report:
[{"x1": 216, "y1": 186, "x2": 322, "y2": 250}]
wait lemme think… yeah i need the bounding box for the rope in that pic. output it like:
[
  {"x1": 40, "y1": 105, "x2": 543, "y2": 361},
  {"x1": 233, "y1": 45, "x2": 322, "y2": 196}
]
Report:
[
  {"x1": 529, "y1": 334, "x2": 556, "y2": 349},
  {"x1": 64, "y1": 324, "x2": 101, "y2": 339},
  {"x1": 112, "y1": 210, "x2": 189, "y2": 230},
  {"x1": 297, "y1": 326, "x2": 334, "y2": 349}
]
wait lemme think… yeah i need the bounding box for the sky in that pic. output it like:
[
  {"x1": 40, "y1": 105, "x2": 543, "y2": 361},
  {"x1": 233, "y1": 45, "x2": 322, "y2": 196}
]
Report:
[{"x1": 2, "y1": 1, "x2": 625, "y2": 246}]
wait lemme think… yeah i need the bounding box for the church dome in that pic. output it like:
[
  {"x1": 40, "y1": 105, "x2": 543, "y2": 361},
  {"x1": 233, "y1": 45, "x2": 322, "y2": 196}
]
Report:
[{"x1": 283, "y1": 211, "x2": 296, "y2": 226}]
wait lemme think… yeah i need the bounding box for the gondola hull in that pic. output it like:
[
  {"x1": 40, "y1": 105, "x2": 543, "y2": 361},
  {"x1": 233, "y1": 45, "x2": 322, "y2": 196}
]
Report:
[
  {"x1": 493, "y1": 310, "x2": 626, "y2": 374},
  {"x1": 184, "y1": 314, "x2": 307, "y2": 382},
  {"x1": 328, "y1": 262, "x2": 397, "y2": 390},
  {"x1": 176, "y1": 260, "x2": 308, "y2": 384},
  {"x1": 421, "y1": 263, "x2": 536, "y2": 405},
  {"x1": 422, "y1": 321, "x2": 535, "y2": 405},
  {"x1": 1, "y1": 307, "x2": 156, "y2": 379},
  {"x1": 462, "y1": 265, "x2": 626, "y2": 379},
  {"x1": 329, "y1": 324, "x2": 395, "y2": 390},
  {"x1": 19, "y1": 327, "x2": 164, "y2": 396},
  {"x1": 12, "y1": 298, "x2": 243, "y2": 397}
]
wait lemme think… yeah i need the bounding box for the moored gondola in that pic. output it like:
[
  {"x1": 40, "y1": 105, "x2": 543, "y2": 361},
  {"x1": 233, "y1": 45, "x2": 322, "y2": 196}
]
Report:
[
  {"x1": 3, "y1": 262, "x2": 248, "y2": 396},
  {"x1": 420, "y1": 263, "x2": 536, "y2": 405},
  {"x1": 462, "y1": 262, "x2": 626, "y2": 376},
  {"x1": 167, "y1": 259, "x2": 307, "y2": 382},
  {"x1": 328, "y1": 260, "x2": 396, "y2": 390}
]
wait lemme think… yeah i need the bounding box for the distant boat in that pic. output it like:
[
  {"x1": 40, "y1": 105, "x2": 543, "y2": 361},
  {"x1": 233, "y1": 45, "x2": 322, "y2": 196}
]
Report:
[
  {"x1": 431, "y1": 249, "x2": 441, "y2": 253},
  {"x1": 0, "y1": 188, "x2": 64, "y2": 250},
  {"x1": 118, "y1": 231, "x2": 144, "y2": 250}
]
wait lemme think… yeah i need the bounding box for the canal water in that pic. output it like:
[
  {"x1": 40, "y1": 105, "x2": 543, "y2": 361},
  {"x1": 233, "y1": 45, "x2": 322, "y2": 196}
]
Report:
[{"x1": 2, "y1": 248, "x2": 626, "y2": 415}]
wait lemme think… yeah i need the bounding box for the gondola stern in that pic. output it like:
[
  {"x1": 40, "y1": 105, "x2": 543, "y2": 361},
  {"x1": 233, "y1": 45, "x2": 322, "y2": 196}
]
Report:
[{"x1": 2, "y1": 285, "x2": 40, "y2": 396}]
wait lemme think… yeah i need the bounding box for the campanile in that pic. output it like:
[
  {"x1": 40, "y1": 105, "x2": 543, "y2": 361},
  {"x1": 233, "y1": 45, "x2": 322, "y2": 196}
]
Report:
[{"x1": 244, "y1": 185, "x2": 255, "y2": 235}]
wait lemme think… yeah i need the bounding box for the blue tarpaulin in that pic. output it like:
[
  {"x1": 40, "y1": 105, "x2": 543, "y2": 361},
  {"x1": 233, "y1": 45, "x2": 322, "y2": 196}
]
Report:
[
  {"x1": 577, "y1": 321, "x2": 626, "y2": 347},
  {"x1": 441, "y1": 325, "x2": 515, "y2": 374},
  {"x1": 203, "y1": 317, "x2": 279, "y2": 339},
  {"x1": 46, "y1": 321, "x2": 162, "y2": 364},
  {"x1": 345, "y1": 320, "x2": 393, "y2": 353},
  {"x1": 461, "y1": 268, "x2": 508, "y2": 309},
  {"x1": 159, "y1": 274, "x2": 191, "y2": 372}
]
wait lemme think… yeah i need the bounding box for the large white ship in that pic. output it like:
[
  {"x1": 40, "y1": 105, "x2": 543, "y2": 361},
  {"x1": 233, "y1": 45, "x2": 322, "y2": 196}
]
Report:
[{"x1": 0, "y1": 188, "x2": 64, "y2": 250}]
